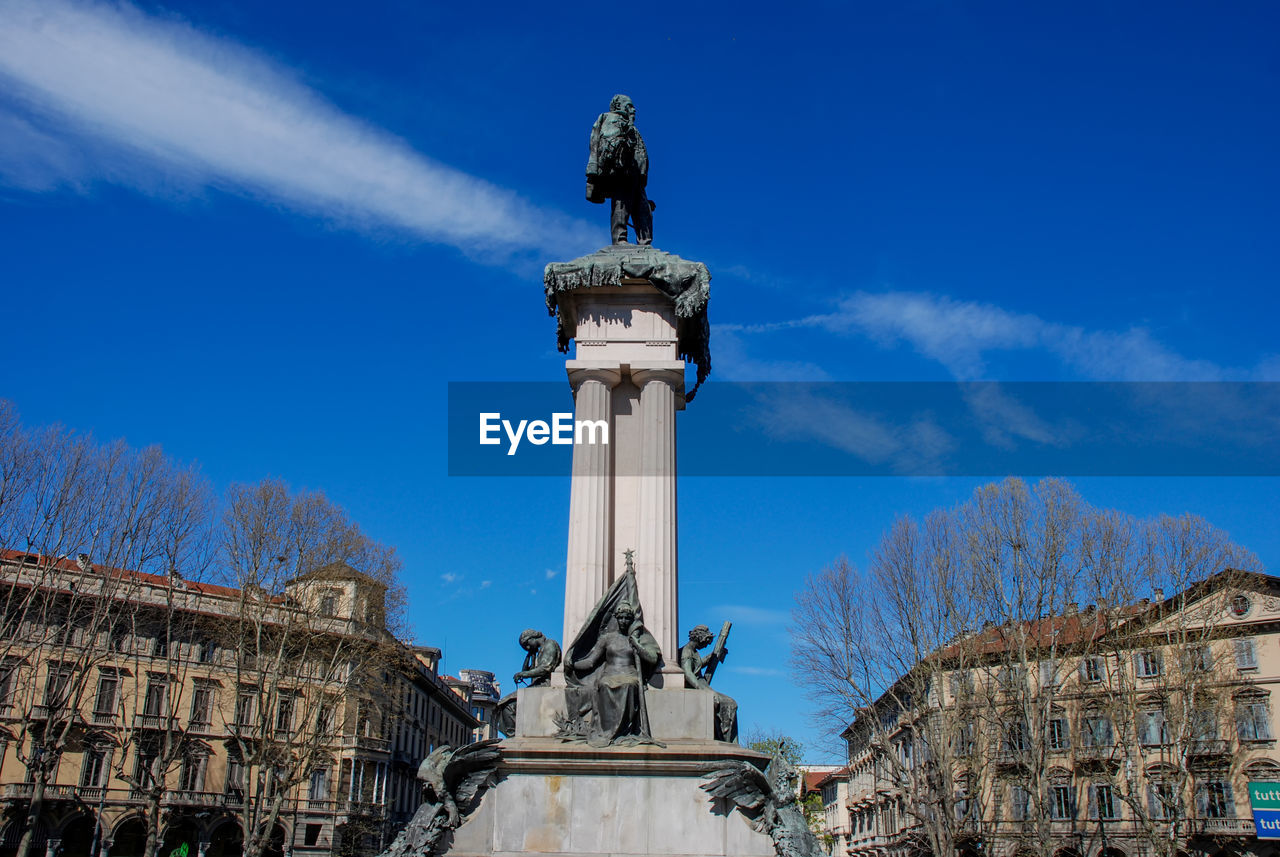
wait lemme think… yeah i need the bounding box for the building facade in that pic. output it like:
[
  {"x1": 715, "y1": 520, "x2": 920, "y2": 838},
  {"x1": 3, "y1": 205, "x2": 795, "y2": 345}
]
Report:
[
  {"x1": 839, "y1": 571, "x2": 1280, "y2": 857},
  {"x1": 0, "y1": 550, "x2": 477, "y2": 857},
  {"x1": 455, "y1": 671, "x2": 500, "y2": 742}
]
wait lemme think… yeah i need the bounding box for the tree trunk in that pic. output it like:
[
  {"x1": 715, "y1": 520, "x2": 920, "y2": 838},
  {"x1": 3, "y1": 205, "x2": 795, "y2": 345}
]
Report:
[
  {"x1": 14, "y1": 774, "x2": 47, "y2": 857},
  {"x1": 143, "y1": 790, "x2": 163, "y2": 857}
]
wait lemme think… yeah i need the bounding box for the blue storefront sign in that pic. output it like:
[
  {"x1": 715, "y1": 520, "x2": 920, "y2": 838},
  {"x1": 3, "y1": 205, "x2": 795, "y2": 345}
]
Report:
[{"x1": 1254, "y1": 808, "x2": 1280, "y2": 839}]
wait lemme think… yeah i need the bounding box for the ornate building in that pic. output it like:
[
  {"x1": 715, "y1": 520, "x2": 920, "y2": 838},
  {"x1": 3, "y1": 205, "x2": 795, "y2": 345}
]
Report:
[
  {"x1": 839, "y1": 570, "x2": 1280, "y2": 857},
  {"x1": 0, "y1": 550, "x2": 477, "y2": 857}
]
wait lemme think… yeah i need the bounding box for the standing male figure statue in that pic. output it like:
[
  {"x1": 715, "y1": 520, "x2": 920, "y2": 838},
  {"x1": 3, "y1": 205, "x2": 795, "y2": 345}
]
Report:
[{"x1": 586, "y1": 94, "x2": 653, "y2": 245}]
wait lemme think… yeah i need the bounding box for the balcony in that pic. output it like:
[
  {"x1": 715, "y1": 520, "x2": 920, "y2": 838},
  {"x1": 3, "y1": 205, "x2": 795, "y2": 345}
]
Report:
[
  {"x1": 132, "y1": 714, "x2": 177, "y2": 731},
  {"x1": 1075, "y1": 743, "x2": 1119, "y2": 763},
  {"x1": 305, "y1": 798, "x2": 339, "y2": 814},
  {"x1": 340, "y1": 800, "x2": 385, "y2": 817},
  {"x1": 1197, "y1": 818, "x2": 1255, "y2": 836},
  {"x1": 1, "y1": 783, "x2": 81, "y2": 801},
  {"x1": 165, "y1": 790, "x2": 233, "y2": 808},
  {"x1": 1188, "y1": 738, "x2": 1230, "y2": 756},
  {"x1": 343, "y1": 735, "x2": 391, "y2": 753}
]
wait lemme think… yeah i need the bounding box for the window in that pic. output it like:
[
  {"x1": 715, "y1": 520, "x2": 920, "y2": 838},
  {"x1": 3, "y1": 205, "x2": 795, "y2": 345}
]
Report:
[
  {"x1": 153, "y1": 635, "x2": 168, "y2": 658},
  {"x1": 1050, "y1": 785, "x2": 1074, "y2": 819},
  {"x1": 1004, "y1": 720, "x2": 1030, "y2": 753},
  {"x1": 80, "y1": 747, "x2": 109, "y2": 788},
  {"x1": 1189, "y1": 644, "x2": 1213, "y2": 672},
  {"x1": 1081, "y1": 657, "x2": 1104, "y2": 683},
  {"x1": 1230, "y1": 595, "x2": 1252, "y2": 617},
  {"x1": 1148, "y1": 782, "x2": 1177, "y2": 819},
  {"x1": 44, "y1": 664, "x2": 73, "y2": 707},
  {"x1": 1139, "y1": 708, "x2": 1168, "y2": 746},
  {"x1": 0, "y1": 663, "x2": 16, "y2": 709},
  {"x1": 1135, "y1": 650, "x2": 1163, "y2": 678},
  {"x1": 235, "y1": 691, "x2": 256, "y2": 727},
  {"x1": 1198, "y1": 778, "x2": 1233, "y2": 819},
  {"x1": 1091, "y1": 783, "x2": 1118, "y2": 820},
  {"x1": 94, "y1": 675, "x2": 119, "y2": 715},
  {"x1": 1081, "y1": 715, "x2": 1114, "y2": 747},
  {"x1": 197, "y1": 638, "x2": 217, "y2": 664},
  {"x1": 275, "y1": 696, "x2": 294, "y2": 735},
  {"x1": 190, "y1": 687, "x2": 214, "y2": 725},
  {"x1": 1192, "y1": 707, "x2": 1219, "y2": 741},
  {"x1": 1236, "y1": 696, "x2": 1273, "y2": 741},
  {"x1": 309, "y1": 767, "x2": 330, "y2": 801},
  {"x1": 1048, "y1": 718, "x2": 1070, "y2": 751},
  {"x1": 1010, "y1": 784, "x2": 1031, "y2": 821},
  {"x1": 179, "y1": 752, "x2": 206, "y2": 791},
  {"x1": 999, "y1": 665, "x2": 1026, "y2": 690},
  {"x1": 143, "y1": 678, "x2": 168, "y2": 717},
  {"x1": 950, "y1": 670, "x2": 974, "y2": 698},
  {"x1": 317, "y1": 701, "x2": 335, "y2": 734},
  {"x1": 304, "y1": 825, "x2": 322, "y2": 847},
  {"x1": 320, "y1": 593, "x2": 337, "y2": 618},
  {"x1": 1040, "y1": 660, "x2": 1059, "y2": 688},
  {"x1": 226, "y1": 757, "x2": 245, "y2": 798},
  {"x1": 135, "y1": 746, "x2": 157, "y2": 790},
  {"x1": 1235, "y1": 639, "x2": 1259, "y2": 670}
]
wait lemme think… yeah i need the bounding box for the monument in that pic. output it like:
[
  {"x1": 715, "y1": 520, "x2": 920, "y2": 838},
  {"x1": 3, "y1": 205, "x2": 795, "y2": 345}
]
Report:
[{"x1": 385, "y1": 96, "x2": 822, "y2": 857}]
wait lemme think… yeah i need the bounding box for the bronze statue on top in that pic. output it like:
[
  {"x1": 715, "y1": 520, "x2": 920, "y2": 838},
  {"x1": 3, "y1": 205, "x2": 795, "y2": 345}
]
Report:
[{"x1": 586, "y1": 94, "x2": 654, "y2": 246}]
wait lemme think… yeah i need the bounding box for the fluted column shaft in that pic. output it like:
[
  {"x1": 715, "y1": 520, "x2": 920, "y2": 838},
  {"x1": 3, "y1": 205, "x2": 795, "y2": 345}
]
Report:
[
  {"x1": 561, "y1": 367, "x2": 621, "y2": 663},
  {"x1": 633, "y1": 367, "x2": 682, "y2": 672}
]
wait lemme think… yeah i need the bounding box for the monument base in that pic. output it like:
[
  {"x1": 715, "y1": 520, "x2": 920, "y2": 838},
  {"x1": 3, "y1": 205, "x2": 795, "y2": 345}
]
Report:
[
  {"x1": 444, "y1": 738, "x2": 774, "y2": 857},
  {"x1": 516, "y1": 686, "x2": 715, "y2": 741}
]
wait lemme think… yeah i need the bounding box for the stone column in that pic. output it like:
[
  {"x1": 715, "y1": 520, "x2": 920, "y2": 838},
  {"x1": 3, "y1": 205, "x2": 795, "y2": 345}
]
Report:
[
  {"x1": 561, "y1": 366, "x2": 621, "y2": 665},
  {"x1": 632, "y1": 367, "x2": 682, "y2": 675}
]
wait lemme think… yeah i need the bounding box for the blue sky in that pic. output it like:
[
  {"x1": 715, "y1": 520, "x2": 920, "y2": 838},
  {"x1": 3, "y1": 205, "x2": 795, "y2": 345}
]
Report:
[{"x1": 1, "y1": 0, "x2": 1278, "y2": 759}]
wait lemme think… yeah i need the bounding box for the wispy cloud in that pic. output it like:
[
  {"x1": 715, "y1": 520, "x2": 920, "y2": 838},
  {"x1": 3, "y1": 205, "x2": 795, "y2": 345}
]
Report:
[
  {"x1": 545, "y1": 568, "x2": 559, "y2": 580},
  {"x1": 0, "y1": 0, "x2": 596, "y2": 259},
  {"x1": 749, "y1": 291, "x2": 1253, "y2": 382},
  {"x1": 440, "y1": 572, "x2": 458, "y2": 584},
  {"x1": 480, "y1": 580, "x2": 492, "y2": 589}
]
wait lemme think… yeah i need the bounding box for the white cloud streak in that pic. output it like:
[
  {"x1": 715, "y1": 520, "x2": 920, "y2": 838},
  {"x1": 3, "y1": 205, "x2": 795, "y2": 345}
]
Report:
[
  {"x1": 759, "y1": 291, "x2": 1251, "y2": 381},
  {"x1": 0, "y1": 0, "x2": 597, "y2": 258}
]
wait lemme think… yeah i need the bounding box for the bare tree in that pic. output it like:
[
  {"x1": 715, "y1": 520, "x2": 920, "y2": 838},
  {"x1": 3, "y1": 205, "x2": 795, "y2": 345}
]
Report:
[
  {"x1": 793, "y1": 478, "x2": 1260, "y2": 857},
  {"x1": 217, "y1": 479, "x2": 405, "y2": 857},
  {"x1": 0, "y1": 407, "x2": 212, "y2": 857}
]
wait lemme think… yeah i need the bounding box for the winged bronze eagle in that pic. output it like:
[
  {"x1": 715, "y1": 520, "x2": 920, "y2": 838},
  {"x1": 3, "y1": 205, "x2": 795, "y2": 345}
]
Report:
[
  {"x1": 380, "y1": 739, "x2": 502, "y2": 857},
  {"x1": 702, "y1": 758, "x2": 826, "y2": 857}
]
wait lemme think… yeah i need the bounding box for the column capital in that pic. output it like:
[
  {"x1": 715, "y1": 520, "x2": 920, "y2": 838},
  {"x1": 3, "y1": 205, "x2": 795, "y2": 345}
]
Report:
[
  {"x1": 631, "y1": 366, "x2": 685, "y2": 396},
  {"x1": 566, "y1": 364, "x2": 623, "y2": 391}
]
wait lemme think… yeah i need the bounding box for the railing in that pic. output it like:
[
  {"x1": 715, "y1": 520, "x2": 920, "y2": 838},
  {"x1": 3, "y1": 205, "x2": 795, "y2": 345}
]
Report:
[
  {"x1": 90, "y1": 710, "x2": 116, "y2": 725},
  {"x1": 340, "y1": 799, "x2": 385, "y2": 817},
  {"x1": 1075, "y1": 743, "x2": 1118, "y2": 761},
  {"x1": 1189, "y1": 738, "x2": 1230, "y2": 755},
  {"x1": 132, "y1": 713, "x2": 176, "y2": 730},
  {"x1": 305, "y1": 798, "x2": 339, "y2": 813},
  {"x1": 1198, "y1": 818, "x2": 1255, "y2": 835},
  {"x1": 166, "y1": 790, "x2": 235, "y2": 808},
  {"x1": 2, "y1": 783, "x2": 81, "y2": 800},
  {"x1": 344, "y1": 735, "x2": 391, "y2": 753}
]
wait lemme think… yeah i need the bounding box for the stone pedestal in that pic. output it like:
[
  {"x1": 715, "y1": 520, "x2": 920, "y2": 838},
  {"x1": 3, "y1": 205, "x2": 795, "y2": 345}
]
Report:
[{"x1": 446, "y1": 739, "x2": 774, "y2": 857}]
